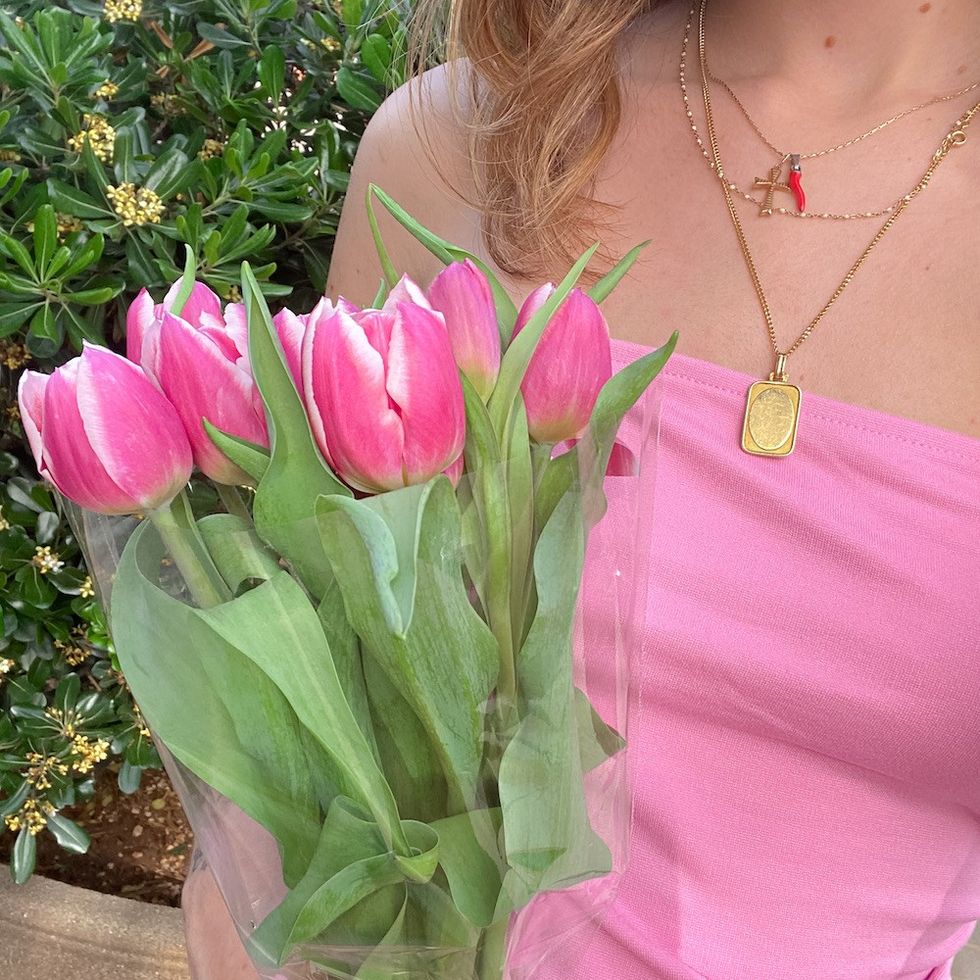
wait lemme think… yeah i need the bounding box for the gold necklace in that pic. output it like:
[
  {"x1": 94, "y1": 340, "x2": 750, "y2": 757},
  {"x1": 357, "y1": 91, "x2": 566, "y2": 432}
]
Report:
[
  {"x1": 686, "y1": 0, "x2": 977, "y2": 457},
  {"x1": 681, "y1": 7, "x2": 979, "y2": 220}
]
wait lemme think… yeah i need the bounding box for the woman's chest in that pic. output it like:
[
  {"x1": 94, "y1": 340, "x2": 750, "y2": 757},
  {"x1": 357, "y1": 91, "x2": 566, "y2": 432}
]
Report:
[{"x1": 637, "y1": 368, "x2": 980, "y2": 810}]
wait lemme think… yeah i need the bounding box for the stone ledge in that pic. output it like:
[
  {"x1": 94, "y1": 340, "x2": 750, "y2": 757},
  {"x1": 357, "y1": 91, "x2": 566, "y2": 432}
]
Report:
[{"x1": 0, "y1": 866, "x2": 189, "y2": 980}]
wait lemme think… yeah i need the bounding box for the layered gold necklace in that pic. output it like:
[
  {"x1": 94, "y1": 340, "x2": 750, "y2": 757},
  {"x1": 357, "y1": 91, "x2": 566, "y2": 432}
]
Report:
[{"x1": 683, "y1": 0, "x2": 978, "y2": 457}]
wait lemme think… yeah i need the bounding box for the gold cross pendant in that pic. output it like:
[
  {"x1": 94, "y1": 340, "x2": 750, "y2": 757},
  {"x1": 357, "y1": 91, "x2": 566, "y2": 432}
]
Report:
[{"x1": 752, "y1": 163, "x2": 793, "y2": 216}]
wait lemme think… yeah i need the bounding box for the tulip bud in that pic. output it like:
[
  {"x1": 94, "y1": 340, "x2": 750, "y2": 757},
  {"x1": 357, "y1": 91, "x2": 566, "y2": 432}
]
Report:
[
  {"x1": 18, "y1": 344, "x2": 193, "y2": 515},
  {"x1": 302, "y1": 288, "x2": 466, "y2": 494},
  {"x1": 513, "y1": 285, "x2": 612, "y2": 444},
  {"x1": 427, "y1": 260, "x2": 501, "y2": 401},
  {"x1": 126, "y1": 281, "x2": 269, "y2": 485}
]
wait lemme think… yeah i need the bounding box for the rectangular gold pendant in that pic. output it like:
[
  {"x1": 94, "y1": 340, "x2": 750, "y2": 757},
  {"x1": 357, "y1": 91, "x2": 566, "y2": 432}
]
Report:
[{"x1": 741, "y1": 379, "x2": 802, "y2": 457}]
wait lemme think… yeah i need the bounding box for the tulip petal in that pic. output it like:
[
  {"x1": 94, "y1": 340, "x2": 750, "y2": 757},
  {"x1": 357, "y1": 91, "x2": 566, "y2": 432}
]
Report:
[
  {"x1": 17, "y1": 371, "x2": 49, "y2": 478},
  {"x1": 517, "y1": 288, "x2": 612, "y2": 444},
  {"x1": 126, "y1": 288, "x2": 156, "y2": 364},
  {"x1": 75, "y1": 344, "x2": 193, "y2": 509},
  {"x1": 305, "y1": 308, "x2": 405, "y2": 493},
  {"x1": 386, "y1": 302, "x2": 466, "y2": 485},
  {"x1": 41, "y1": 359, "x2": 139, "y2": 514},
  {"x1": 427, "y1": 260, "x2": 501, "y2": 400},
  {"x1": 163, "y1": 280, "x2": 225, "y2": 330},
  {"x1": 273, "y1": 307, "x2": 306, "y2": 390},
  {"x1": 382, "y1": 275, "x2": 432, "y2": 314},
  {"x1": 222, "y1": 302, "x2": 250, "y2": 369},
  {"x1": 156, "y1": 313, "x2": 269, "y2": 484}
]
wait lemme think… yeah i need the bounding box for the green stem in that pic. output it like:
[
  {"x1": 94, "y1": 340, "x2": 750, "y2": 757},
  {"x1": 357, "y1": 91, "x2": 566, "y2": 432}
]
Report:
[
  {"x1": 216, "y1": 483, "x2": 252, "y2": 522},
  {"x1": 475, "y1": 919, "x2": 509, "y2": 980},
  {"x1": 149, "y1": 491, "x2": 232, "y2": 609}
]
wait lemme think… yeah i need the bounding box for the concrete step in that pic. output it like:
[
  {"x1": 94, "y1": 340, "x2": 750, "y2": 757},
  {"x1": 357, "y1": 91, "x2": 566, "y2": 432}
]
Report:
[
  {"x1": 0, "y1": 866, "x2": 189, "y2": 980},
  {"x1": 0, "y1": 865, "x2": 977, "y2": 979}
]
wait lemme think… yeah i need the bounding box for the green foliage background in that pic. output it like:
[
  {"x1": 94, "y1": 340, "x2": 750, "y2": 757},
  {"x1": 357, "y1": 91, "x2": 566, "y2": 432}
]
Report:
[{"x1": 0, "y1": 0, "x2": 412, "y2": 882}]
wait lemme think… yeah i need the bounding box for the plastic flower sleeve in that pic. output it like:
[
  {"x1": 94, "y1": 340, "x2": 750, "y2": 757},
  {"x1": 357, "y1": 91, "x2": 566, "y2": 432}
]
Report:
[{"x1": 64, "y1": 361, "x2": 663, "y2": 980}]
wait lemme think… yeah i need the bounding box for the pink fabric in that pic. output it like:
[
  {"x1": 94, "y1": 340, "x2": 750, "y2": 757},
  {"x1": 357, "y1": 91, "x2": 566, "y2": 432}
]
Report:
[{"x1": 533, "y1": 340, "x2": 980, "y2": 980}]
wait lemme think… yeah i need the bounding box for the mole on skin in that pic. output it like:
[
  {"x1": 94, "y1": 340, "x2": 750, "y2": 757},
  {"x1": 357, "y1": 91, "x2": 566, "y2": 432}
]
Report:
[
  {"x1": 919, "y1": 2, "x2": 931, "y2": 12},
  {"x1": 824, "y1": 35, "x2": 836, "y2": 48}
]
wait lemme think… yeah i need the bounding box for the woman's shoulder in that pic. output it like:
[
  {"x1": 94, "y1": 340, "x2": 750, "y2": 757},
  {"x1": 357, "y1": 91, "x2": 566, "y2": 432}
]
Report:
[{"x1": 327, "y1": 63, "x2": 485, "y2": 305}]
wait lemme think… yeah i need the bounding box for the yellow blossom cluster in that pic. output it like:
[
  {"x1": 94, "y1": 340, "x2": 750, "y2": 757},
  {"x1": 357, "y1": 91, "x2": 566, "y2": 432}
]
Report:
[
  {"x1": 106, "y1": 183, "x2": 165, "y2": 227},
  {"x1": 6, "y1": 404, "x2": 20, "y2": 423},
  {"x1": 67, "y1": 114, "x2": 115, "y2": 163},
  {"x1": 32, "y1": 546, "x2": 65, "y2": 574},
  {"x1": 0, "y1": 340, "x2": 31, "y2": 370},
  {"x1": 225, "y1": 285, "x2": 242, "y2": 303},
  {"x1": 25, "y1": 752, "x2": 70, "y2": 791},
  {"x1": 321, "y1": 37, "x2": 342, "y2": 54},
  {"x1": 103, "y1": 0, "x2": 143, "y2": 24},
  {"x1": 0, "y1": 657, "x2": 14, "y2": 681},
  {"x1": 150, "y1": 92, "x2": 180, "y2": 115},
  {"x1": 55, "y1": 638, "x2": 90, "y2": 667},
  {"x1": 80, "y1": 576, "x2": 95, "y2": 598},
  {"x1": 198, "y1": 138, "x2": 225, "y2": 161},
  {"x1": 0, "y1": 507, "x2": 9, "y2": 532},
  {"x1": 0, "y1": 149, "x2": 21, "y2": 162},
  {"x1": 70, "y1": 734, "x2": 110, "y2": 773},
  {"x1": 4, "y1": 798, "x2": 53, "y2": 835},
  {"x1": 45, "y1": 705, "x2": 76, "y2": 739},
  {"x1": 95, "y1": 80, "x2": 119, "y2": 100},
  {"x1": 57, "y1": 213, "x2": 84, "y2": 237}
]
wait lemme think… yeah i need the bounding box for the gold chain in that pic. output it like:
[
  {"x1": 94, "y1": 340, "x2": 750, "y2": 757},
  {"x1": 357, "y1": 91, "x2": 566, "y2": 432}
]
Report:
[
  {"x1": 681, "y1": 6, "x2": 979, "y2": 220},
  {"x1": 711, "y1": 70, "x2": 980, "y2": 162},
  {"x1": 689, "y1": 0, "x2": 977, "y2": 362}
]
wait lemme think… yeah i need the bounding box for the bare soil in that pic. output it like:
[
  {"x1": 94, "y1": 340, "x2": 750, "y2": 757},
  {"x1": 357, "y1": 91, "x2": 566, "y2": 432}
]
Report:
[{"x1": 0, "y1": 763, "x2": 192, "y2": 907}]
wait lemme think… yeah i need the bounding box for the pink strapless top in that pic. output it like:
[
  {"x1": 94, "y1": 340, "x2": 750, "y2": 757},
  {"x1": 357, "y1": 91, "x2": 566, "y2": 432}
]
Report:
[{"x1": 537, "y1": 340, "x2": 980, "y2": 980}]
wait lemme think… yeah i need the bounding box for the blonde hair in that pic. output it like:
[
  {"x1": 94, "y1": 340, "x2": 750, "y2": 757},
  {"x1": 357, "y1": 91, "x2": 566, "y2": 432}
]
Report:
[{"x1": 410, "y1": 0, "x2": 659, "y2": 279}]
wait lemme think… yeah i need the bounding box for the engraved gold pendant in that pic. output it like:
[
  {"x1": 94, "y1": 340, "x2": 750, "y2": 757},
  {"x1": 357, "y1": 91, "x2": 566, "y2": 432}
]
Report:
[{"x1": 741, "y1": 354, "x2": 802, "y2": 457}]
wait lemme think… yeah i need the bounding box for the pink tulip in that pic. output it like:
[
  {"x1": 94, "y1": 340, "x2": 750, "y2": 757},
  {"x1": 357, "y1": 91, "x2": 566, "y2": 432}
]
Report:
[
  {"x1": 273, "y1": 297, "x2": 357, "y2": 392},
  {"x1": 513, "y1": 285, "x2": 612, "y2": 444},
  {"x1": 127, "y1": 282, "x2": 268, "y2": 485},
  {"x1": 18, "y1": 344, "x2": 192, "y2": 515},
  {"x1": 427, "y1": 261, "x2": 501, "y2": 400},
  {"x1": 302, "y1": 285, "x2": 466, "y2": 493}
]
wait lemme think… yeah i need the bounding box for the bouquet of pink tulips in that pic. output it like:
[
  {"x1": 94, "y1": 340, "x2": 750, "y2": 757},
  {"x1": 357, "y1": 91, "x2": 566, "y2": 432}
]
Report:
[{"x1": 19, "y1": 187, "x2": 673, "y2": 980}]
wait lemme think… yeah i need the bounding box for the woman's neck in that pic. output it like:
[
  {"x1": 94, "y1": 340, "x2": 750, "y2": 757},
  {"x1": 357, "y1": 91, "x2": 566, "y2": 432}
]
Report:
[{"x1": 703, "y1": 0, "x2": 980, "y2": 104}]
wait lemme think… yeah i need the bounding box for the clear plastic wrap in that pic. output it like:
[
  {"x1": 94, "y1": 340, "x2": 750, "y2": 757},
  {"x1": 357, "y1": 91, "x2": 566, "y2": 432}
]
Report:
[{"x1": 67, "y1": 370, "x2": 662, "y2": 980}]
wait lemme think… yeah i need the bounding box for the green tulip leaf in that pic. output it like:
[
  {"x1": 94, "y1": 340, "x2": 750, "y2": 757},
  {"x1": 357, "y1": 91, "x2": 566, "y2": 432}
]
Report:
[
  {"x1": 588, "y1": 240, "x2": 652, "y2": 304},
  {"x1": 112, "y1": 522, "x2": 324, "y2": 884},
  {"x1": 195, "y1": 569, "x2": 405, "y2": 853},
  {"x1": 202, "y1": 419, "x2": 270, "y2": 486},
  {"x1": 196, "y1": 514, "x2": 282, "y2": 594},
  {"x1": 242, "y1": 261, "x2": 351, "y2": 598},
  {"x1": 498, "y1": 493, "x2": 610, "y2": 900},
  {"x1": 316, "y1": 478, "x2": 498, "y2": 813}
]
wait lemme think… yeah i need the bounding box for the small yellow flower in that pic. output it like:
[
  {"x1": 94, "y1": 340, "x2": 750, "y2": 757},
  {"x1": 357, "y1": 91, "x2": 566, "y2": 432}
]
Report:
[
  {"x1": 67, "y1": 114, "x2": 115, "y2": 163},
  {"x1": 320, "y1": 37, "x2": 342, "y2": 54},
  {"x1": 33, "y1": 546, "x2": 65, "y2": 575},
  {"x1": 0, "y1": 506, "x2": 9, "y2": 532},
  {"x1": 103, "y1": 0, "x2": 143, "y2": 24},
  {"x1": 198, "y1": 138, "x2": 225, "y2": 161},
  {"x1": 0, "y1": 149, "x2": 21, "y2": 162},
  {"x1": 94, "y1": 80, "x2": 119, "y2": 100},
  {"x1": 106, "y1": 183, "x2": 165, "y2": 227},
  {"x1": 69, "y1": 734, "x2": 110, "y2": 773},
  {"x1": 225, "y1": 285, "x2": 242, "y2": 303},
  {"x1": 25, "y1": 752, "x2": 70, "y2": 791},
  {"x1": 0, "y1": 657, "x2": 14, "y2": 678},
  {"x1": 331, "y1": 0, "x2": 343, "y2": 15},
  {"x1": 0, "y1": 340, "x2": 31, "y2": 370},
  {"x1": 56, "y1": 213, "x2": 84, "y2": 238},
  {"x1": 79, "y1": 575, "x2": 95, "y2": 598},
  {"x1": 5, "y1": 798, "x2": 48, "y2": 835},
  {"x1": 55, "y1": 638, "x2": 90, "y2": 667},
  {"x1": 150, "y1": 92, "x2": 180, "y2": 116}
]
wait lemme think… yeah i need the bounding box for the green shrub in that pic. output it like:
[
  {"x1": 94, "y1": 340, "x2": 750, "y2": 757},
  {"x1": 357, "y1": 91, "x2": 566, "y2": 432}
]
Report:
[{"x1": 0, "y1": 0, "x2": 413, "y2": 882}]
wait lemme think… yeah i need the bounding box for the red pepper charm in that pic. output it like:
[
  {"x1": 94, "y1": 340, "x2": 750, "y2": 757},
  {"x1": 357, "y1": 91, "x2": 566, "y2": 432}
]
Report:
[{"x1": 788, "y1": 154, "x2": 806, "y2": 212}]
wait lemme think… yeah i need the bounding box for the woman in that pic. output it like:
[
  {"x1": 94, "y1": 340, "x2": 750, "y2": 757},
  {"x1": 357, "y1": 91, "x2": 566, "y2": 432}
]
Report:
[{"x1": 184, "y1": 1, "x2": 980, "y2": 977}]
